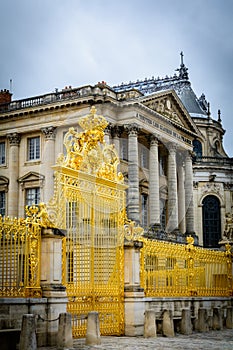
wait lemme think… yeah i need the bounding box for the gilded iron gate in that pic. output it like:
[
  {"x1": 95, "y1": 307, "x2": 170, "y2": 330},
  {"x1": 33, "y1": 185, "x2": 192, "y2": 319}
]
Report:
[{"x1": 48, "y1": 107, "x2": 126, "y2": 337}]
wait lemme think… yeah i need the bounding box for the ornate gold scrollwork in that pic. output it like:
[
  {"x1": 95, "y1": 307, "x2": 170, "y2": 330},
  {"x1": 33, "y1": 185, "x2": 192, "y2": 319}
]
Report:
[
  {"x1": 56, "y1": 106, "x2": 124, "y2": 183},
  {"x1": 124, "y1": 216, "x2": 144, "y2": 241},
  {"x1": 25, "y1": 202, "x2": 55, "y2": 228}
]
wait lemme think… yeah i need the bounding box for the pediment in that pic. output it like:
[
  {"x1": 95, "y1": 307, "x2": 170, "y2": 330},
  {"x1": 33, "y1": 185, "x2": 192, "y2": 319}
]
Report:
[
  {"x1": 0, "y1": 176, "x2": 9, "y2": 190},
  {"x1": 0, "y1": 176, "x2": 9, "y2": 186},
  {"x1": 140, "y1": 90, "x2": 199, "y2": 135},
  {"x1": 18, "y1": 172, "x2": 45, "y2": 183}
]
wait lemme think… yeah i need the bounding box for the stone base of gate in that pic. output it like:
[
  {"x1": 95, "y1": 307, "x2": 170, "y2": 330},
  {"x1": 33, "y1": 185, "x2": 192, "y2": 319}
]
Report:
[
  {"x1": 37, "y1": 285, "x2": 68, "y2": 347},
  {"x1": 124, "y1": 291, "x2": 145, "y2": 336},
  {"x1": 0, "y1": 296, "x2": 68, "y2": 348}
]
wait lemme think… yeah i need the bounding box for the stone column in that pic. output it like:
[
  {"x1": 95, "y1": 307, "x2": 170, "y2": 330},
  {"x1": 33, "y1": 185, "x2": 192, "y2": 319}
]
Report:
[
  {"x1": 178, "y1": 158, "x2": 186, "y2": 234},
  {"x1": 41, "y1": 127, "x2": 56, "y2": 204},
  {"x1": 40, "y1": 228, "x2": 67, "y2": 346},
  {"x1": 185, "y1": 151, "x2": 195, "y2": 234},
  {"x1": 167, "y1": 143, "x2": 178, "y2": 233},
  {"x1": 124, "y1": 240, "x2": 145, "y2": 336},
  {"x1": 112, "y1": 125, "x2": 122, "y2": 157},
  {"x1": 126, "y1": 124, "x2": 140, "y2": 223},
  {"x1": 149, "y1": 135, "x2": 160, "y2": 227},
  {"x1": 104, "y1": 123, "x2": 112, "y2": 145},
  {"x1": 7, "y1": 133, "x2": 21, "y2": 217}
]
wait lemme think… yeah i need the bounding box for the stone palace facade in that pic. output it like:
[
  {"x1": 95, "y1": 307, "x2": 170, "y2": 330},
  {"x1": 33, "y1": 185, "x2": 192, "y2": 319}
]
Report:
[{"x1": 0, "y1": 55, "x2": 232, "y2": 248}]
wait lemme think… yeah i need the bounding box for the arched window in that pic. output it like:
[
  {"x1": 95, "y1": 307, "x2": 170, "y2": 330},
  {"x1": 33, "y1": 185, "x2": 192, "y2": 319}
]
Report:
[
  {"x1": 202, "y1": 195, "x2": 221, "y2": 248},
  {"x1": 193, "y1": 139, "x2": 202, "y2": 158}
]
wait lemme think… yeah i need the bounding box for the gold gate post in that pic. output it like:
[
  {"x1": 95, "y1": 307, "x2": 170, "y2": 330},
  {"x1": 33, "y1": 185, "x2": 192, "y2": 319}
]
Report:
[
  {"x1": 40, "y1": 227, "x2": 68, "y2": 346},
  {"x1": 124, "y1": 238, "x2": 145, "y2": 336}
]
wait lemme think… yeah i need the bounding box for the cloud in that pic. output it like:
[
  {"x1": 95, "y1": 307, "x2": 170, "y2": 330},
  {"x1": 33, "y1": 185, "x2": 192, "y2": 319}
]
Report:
[{"x1": 1, "y1": 0, "x2": 233, "y2": 154}]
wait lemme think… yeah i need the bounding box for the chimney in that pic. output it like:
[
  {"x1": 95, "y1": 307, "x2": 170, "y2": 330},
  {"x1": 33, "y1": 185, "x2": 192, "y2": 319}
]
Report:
[{"x1": 0, "y1": 89, "x2": 12, "y2": 104}]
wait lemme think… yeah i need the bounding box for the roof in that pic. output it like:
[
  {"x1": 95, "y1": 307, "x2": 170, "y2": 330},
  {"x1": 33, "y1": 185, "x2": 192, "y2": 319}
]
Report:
[{"x1": 112, "y1": 53, "x2": 208, "y2": 117}]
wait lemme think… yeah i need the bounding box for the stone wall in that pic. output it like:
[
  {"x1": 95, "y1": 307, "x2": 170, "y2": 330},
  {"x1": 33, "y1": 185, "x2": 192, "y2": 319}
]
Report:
[
  {"x1": 145, "y1": 296, "x2": 233, "y2": 334},
  {"x1": 0, "y1": 296, "x2": 67, "y2": 347}
]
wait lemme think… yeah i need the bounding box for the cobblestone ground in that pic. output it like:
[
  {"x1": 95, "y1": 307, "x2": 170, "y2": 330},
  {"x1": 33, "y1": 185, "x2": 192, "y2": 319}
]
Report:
[{"x1": 38, "y1": 329, "x2": 233, "y2": 350}]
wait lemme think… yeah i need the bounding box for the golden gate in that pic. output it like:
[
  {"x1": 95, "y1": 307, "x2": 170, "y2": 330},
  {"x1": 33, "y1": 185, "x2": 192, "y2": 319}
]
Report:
[{"x1": 48, "y1": 107, "x2": 126, "y2": 337}]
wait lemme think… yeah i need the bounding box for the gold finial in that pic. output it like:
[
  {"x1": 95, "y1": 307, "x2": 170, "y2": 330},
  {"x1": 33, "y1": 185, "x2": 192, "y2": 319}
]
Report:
[{"x1": 186, "y1": 235, "x2": 194, "y2": 245}]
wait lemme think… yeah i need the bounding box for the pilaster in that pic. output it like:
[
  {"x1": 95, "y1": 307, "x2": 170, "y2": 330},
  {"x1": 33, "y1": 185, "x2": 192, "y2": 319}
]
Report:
[
  {"x1": 41, "y1": 127, "x2": 56, "y2": 204},
  {"x1": 7, "y1": 133, "x2": 21, "y2": 217}
]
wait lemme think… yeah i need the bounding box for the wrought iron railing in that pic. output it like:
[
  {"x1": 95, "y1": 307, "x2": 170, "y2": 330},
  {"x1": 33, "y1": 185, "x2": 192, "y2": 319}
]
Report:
[
  {"x1": 140, "y1": 236, "x2": 233, "y2": 297},
  {"x1": 0, "y1": 214, "x2": 42, "y2": 298}
]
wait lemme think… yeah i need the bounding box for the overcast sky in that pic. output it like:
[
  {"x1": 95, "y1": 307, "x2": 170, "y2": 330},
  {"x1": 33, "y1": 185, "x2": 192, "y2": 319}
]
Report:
[{"x1": 1, "y1": 0, "x2": 233, "y2": 155}]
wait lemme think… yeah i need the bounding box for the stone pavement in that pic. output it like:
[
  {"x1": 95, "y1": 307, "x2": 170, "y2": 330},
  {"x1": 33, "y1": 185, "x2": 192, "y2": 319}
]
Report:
[{"x1": 38, "y1": 329, "x2": 233, "y2": 350}]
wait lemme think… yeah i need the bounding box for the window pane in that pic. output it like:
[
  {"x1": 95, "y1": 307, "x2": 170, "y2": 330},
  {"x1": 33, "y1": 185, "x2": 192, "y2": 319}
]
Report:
[
  {"x1": 28, "y1": 137, "x2": 40, "y2": 160},
  {"x1": 0, "y1": 142, "x2": 6, "y2": 165},
  {"x1": 141, "y1": 146, "x2": 149, "y2": 168},
  {"x1": 0, "y1": 191, "x2": 5, "y2": 216},
  {"x1": 193, "y1": 140, "x2": 202, "y2": 158},
  {"x1": 121, "y1": 138, "x2": 128, "y2": 161},
  {"x1": 160, "y1": 199, "x2": 166, "y2": 230},
  {"x1": 26, "y1": 188, "x2": 40, "y2": 206},
  {"x1": 202, "y1": 195, "x2": 221, "y2": 248},
  {"x1": 141, "y1": 194, "x2": 148, "y2": 227}
]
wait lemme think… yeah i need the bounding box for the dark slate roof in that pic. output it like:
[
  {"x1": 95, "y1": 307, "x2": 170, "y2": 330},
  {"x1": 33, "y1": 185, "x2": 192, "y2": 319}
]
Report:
[{"x1": 112, "y1": 55, "x2": 208, "y2": 117}]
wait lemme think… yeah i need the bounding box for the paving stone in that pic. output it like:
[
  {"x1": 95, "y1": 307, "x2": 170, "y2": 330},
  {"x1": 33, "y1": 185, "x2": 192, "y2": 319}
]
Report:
[{"x1": 38, "y1": 329, "x2": 233, "y2": 350}]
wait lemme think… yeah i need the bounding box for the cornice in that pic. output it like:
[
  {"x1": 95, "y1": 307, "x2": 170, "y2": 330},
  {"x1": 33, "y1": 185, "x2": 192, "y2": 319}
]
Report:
[{"x1": 118, "y1": 100, "x2": 198, "y2": 139}]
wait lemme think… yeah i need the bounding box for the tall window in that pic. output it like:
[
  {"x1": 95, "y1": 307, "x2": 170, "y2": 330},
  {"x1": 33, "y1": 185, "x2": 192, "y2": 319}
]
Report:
[
  {"x1": 140, "y1": 146, "x2": 149, "y2": 169},
  {"x1": 193, "y1": 139, "x2": 202, "y2": 158},
  {"x1": 120, "y1": 138, "x2": 128, "y2": 161},
  {"x1": 0, "y1": 191, "x2": 5, "y2": 216},
  {"x1": 25, "y1": 188, "x2": 40, "y2": 206},
  {"x1": 0, "y1": 142, "x2": 5, "y2": 165},
  {"x1": 159, "y1": 155, "x2": 167, "y2": 176},
  {"x1": 160, "y1": 199, "x2": 167, "y2": 230},
  {"x1": 141, "y1": 194, "x2": 148, "y2": 227},
  {"x1": 202, "y1": 195, "x2": 221, "y2": 248},
  {"x1": 27, "y1": 136, "x2": 40, "y2": 161}
]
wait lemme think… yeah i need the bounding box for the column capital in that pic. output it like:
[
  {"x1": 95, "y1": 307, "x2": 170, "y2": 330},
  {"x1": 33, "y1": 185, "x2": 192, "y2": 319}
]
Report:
[
  {"x1": 104, "y1": 123, "x2": 113, "y2": 136},
  {"x1": 41, "y1": 126, "x2": 57, "y2": 140},
  {"x1": 111, "y1": 124, "x2": 123, "y2": 138},
  {"x1": 149, "y1": 134, "x2": 159, "y2": 146},
  {"x1": 185, "y1": 150, "x2": 194, "y2": 162},
  {"x1": 125, "y1": 123, "x2": 140, "y2": 136},
  {"x1": 7, "y1": 132, "x2": 21, "y2": 146},
  {"x1": 167, "y1": 142, "x2": 177, "y2": 152}
]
